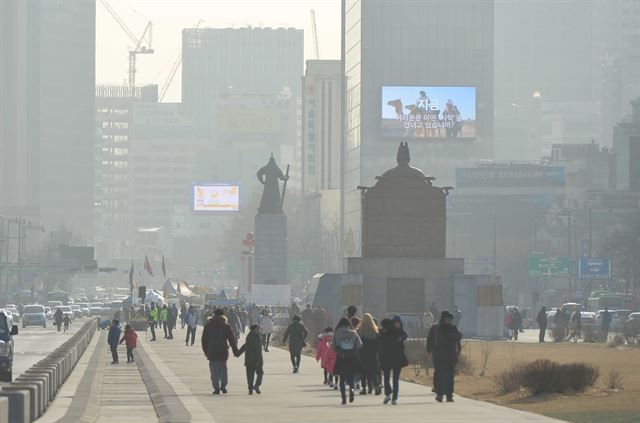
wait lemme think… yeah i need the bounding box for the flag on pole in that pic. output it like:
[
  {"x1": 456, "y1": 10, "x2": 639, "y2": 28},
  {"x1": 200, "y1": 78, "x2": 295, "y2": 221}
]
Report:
[
  {"x1": 162, "y1": 254, "x2": 167, "y2": 280},
  {"x1": 144, "y1": 255, "x2": 154, "y2": 276},
  {"x1": 129, "y1": 260, "x2": 134, "y2": 292}
]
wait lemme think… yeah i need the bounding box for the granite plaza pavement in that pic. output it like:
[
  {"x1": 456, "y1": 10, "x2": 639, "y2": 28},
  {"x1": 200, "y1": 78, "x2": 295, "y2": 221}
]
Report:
[{"x1": 38, "y1": 327, "x2": 565, "y2": 423}]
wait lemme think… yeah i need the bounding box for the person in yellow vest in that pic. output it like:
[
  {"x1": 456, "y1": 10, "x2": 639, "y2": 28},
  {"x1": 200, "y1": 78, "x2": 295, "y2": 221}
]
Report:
[
  {"x1": 160, "y1": 304, "x2": 169, "y2": 339},
  {"x1": 149, "y1": 303, "x2": 158, "y2": 341}
]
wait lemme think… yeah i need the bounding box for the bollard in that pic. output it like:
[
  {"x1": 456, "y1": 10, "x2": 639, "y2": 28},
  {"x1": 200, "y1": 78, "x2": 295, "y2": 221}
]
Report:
[
  {"x1": 17, "y1": 375, "x2": 48, "y2": 412},
  {"x1": 25, "y1": 368, "x2": 54, "y2": 401},
  {"x1": 0, "y1": 396, "x2": 8, "y2": 422},
  {"x1": 0, "y1": 387, "x2": 32, "y2": 423}
]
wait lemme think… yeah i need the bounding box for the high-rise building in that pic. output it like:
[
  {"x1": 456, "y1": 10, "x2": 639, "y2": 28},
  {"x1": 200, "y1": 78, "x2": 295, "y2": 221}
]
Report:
[
  {"x1": 0, "y1": 0, "x2": 95, "y2": 241},
  {"x1": 94, "y1": 84, "x2": 158, "y2": 263},
  {"x1": 182, "y1": 26, "x2": 304, "y2": 137},
  {"x1": 613, "y1": 97, "x2": 640, "y2": 191},
  {"x1": 341, "y1": 0, "x2": 494, "y2": 257},
  {"x1": 301, "y1": 60, "x2": 342, "y2": 194}
]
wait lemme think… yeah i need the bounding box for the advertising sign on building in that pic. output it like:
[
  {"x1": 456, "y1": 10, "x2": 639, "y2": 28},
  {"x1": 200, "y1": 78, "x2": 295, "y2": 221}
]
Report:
[
  {"x1": 456, "y1": 166, "x2": 565, "y2": 187},
  {"x1": 578, "y1": 257, "x2": 611, "y2": 279}
]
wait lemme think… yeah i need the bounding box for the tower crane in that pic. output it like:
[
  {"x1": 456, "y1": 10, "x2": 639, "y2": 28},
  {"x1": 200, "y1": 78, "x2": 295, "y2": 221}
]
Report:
[
  {"x1": 99, "y1": 0, "x2": 154, "y2": 92},
  {"x1": 310, "y1": 10, "x2": 320, "y2": 60}
]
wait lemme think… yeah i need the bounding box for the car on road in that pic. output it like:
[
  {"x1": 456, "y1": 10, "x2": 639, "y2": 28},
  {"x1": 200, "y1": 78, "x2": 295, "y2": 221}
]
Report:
[
  {"x1": 4, "y1": 307, "x2": 20, "y2": 323},
  {"x1": 58, "y1": 306, "x2": 74, "y2": 321},
  {"x1": 77, "y1": 303, "x2": 90, "y2": 317},
  {"x1": 22, "y1": 304, "x2": 47, "y2": 328},
  {"x1": 0, "y1": 310, "x2": 19, "y2": 382},
  {"x1": 89, "y1": 303, "x2": 104, "y2": 317},
  {"x1": 47, "y1": 301, "x2": 62, "y2": 309},
  {"x1": 70, "y1": 305, "x2": 82, "y2": 319},
  {"x1": 597, "y1": 309, "x2": 633, "y2": 328}
]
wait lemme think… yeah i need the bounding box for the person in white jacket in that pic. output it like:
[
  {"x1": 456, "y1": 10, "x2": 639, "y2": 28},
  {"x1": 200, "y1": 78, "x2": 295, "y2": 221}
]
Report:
[{"x1": 258, "y1": 309, "x2": 275, "y2": 352}]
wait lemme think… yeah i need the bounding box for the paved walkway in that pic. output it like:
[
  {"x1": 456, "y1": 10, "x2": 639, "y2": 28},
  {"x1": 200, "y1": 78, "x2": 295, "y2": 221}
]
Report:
[{"x1": 40, "y1": 326, "x2": 565, "y2": 422}]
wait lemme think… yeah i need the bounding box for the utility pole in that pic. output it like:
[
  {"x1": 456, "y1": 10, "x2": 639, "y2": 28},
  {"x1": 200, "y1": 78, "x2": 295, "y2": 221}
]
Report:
[
  {"x1": 492, "y1": 212, "x2": 497, "y2": 275},
  {"x1": 567, "y1": 211, "x2": 572, "y2": 293},
  {"x1": 588, "y1": 207, "x2": 592, "y2": 257}
]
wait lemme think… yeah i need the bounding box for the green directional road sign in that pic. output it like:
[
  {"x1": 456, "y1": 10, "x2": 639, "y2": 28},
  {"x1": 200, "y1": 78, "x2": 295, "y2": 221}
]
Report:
[
  {"x1": 288, "y1": 260, "x2": 313, "y2": 274},
  {"x1": 528, "y1": 253, "x2": 570, "y2": 277}
]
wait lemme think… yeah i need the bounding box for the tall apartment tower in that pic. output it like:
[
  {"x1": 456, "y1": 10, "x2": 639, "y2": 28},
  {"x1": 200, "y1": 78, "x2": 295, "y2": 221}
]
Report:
[
  {"x1": 0, "y1": 0, "x2": 96, "y2": 241},
  {"x1": 301, "y1": 60, "x2": 342, "y2": 194},
  {"x1": 341, "y1": 0, "x2": 494, "y2": 257},
  {"x1": 182, "y1": 26, "x2": 304, "y2": 137}
]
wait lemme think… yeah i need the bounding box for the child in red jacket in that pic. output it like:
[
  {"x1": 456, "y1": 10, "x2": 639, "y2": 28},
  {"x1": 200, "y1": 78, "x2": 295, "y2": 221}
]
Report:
[
  {"x1": 119, "y1": 324, "x2": 138, "y2": 363},
  {"x1": 315, "y1": 327, "x2": 337, "y2": 388}
]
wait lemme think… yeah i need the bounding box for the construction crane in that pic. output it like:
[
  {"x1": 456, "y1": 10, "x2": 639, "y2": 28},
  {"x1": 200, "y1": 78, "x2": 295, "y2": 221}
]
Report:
[
  {"x1": 99, "y1": 0, "x2": 154, "y2": 92},
  {"x1": 159, "y1": 19, "x2": 205, "y2": 102},
  {"x1": 310, "y1": 10, "x2": 320, "y2": 60}
]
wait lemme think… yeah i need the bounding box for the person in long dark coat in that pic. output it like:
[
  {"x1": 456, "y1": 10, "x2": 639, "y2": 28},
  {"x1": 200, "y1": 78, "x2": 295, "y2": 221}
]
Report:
[
  {"x1": 536, "y1": 306, "x2": 548, "y2": 343},
  {"x1": 427, "y1": 311, "x2": 462, "y2": 402},
  {"x1": 356, "y1": 313, "x2": 381, "y2": 395},
  {"x1": 201, "y1": 309, "x2": 239, "y2": 394},
  {"x1": 236, "y1": 324, "x2": 264, "y2": 395},
  {"x1": 380, "y1": 317, "x2": 409, "y2": 405},
  {"x1": 282, "y1": 315, "x2": 308, "y2": 373}
]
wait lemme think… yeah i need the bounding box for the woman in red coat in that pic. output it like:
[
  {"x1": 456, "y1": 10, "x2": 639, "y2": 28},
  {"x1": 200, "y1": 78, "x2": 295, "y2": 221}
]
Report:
[{"x1": 119, "y1": 324, "x2": 138, "y2": 363}]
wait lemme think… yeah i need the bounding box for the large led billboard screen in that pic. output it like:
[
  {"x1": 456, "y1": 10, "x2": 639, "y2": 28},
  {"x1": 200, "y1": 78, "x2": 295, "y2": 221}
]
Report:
[
  {"x1": 381, "y1": 86, "x2": 476, "y2": 139},
  {"x1": 192, "y1": 183, "x2": 240, "y2": 212}
]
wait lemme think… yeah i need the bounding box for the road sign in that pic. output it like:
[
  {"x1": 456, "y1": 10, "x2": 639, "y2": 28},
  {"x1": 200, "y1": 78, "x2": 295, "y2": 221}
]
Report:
[
  {"x1": 288, "y1": 260, "x2": 313, "y2": 274},
  {"x1": 578, "y1": 257, "x2": 611, "y2": 279},
  {"x1": 528, "y1": 253, "x2": 570, "y2": 277}
]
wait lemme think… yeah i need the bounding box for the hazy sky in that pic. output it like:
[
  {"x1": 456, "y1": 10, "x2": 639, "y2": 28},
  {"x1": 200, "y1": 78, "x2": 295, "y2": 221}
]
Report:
[{"x1": 96, "y1": 0, "x2": 341, "y2": 102}]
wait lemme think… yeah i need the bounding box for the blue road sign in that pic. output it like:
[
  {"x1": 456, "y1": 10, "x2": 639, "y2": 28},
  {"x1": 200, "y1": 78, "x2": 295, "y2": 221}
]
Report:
[{"x1": 578, "y1": 257, "x2": 611, "y2": 279}]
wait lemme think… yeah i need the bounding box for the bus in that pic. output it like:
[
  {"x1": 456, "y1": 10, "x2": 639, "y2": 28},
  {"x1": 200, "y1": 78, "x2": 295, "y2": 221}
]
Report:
[
  {"x1": 587, "y1": 291, "x2": 634, "y2": 311},
  {"x1": 46, "y1": 290, "x2": 69, "y2": 305}
]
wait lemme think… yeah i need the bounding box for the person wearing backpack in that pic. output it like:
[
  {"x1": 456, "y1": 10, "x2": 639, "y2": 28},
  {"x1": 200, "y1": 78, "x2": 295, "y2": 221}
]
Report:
[
  {"x1": 282, "y1": 315, "x2": 308, "y2": 373},
  {"x1": 332, "y1": 317, "x2": 362, "y2": 405},
  {"x1": 201, "y1": 308, "x2": 239, "y2": 394}
]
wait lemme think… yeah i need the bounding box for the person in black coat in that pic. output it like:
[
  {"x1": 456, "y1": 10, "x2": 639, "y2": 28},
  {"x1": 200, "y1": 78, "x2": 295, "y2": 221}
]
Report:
[
  {"x1": 236, "y1": 324, "x2": 264, "y2": 394},
  {"x1": 427, "y1": 311, "x2": 462, "y2": 402},
  {"x1": 282, "y1": 315, "x2": 308, "y2": 373},
  {"x1": 536, "y1": 306, "x2": 547, "y2": 343},
  {"x1": 379, "y1": 317, "x2": 409, "y2": 405},
  {"x1": 356, "y1": 313, "x2": 382, "y2": 395}
]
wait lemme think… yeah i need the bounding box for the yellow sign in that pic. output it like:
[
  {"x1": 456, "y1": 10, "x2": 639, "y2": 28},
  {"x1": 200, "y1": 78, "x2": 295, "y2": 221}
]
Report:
[{"x1": 217, "y1": 108, "x2": 281, "y2": 134}]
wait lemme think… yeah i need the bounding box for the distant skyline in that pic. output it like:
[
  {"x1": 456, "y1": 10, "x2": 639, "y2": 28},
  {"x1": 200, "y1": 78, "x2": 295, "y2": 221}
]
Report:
[{"x1": 96, "y1": 0, "x2": 341, "y2": 102}]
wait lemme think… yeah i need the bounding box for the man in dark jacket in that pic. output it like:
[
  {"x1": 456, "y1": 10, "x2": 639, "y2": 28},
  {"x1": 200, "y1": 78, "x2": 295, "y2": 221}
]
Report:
[
  {"x1": 536, "y1": 306, "x2": 547, "y2": 343},
  {"x1": 108, "y1": 319, "x2": 122, "y2": 364},
  {"x1": 282, "y1": 315, "x2": 308, "y2": 373},
  {"x1": 236, "y1": 324, "x2": 264, "y2": 395},
  {"x1": 201, "y1": 309, "x2": 239, "y2": 394},
  {"x1": 427, "y1": 311, "x2": 462, "y2": 403}
]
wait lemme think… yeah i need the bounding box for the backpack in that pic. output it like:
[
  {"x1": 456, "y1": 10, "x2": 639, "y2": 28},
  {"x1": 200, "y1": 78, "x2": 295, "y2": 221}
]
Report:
[
  {"x1": 207, "y1": 326, "x2": 227, "y2": 355},
  {"x1": 337, "y1": 337, "x2": 357, "y2": 360}
]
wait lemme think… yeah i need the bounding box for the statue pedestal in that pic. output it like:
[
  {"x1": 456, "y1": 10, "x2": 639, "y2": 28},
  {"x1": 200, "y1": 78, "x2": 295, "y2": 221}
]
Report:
[{"x1": 254, "y1": 212, "x2": 288, "y2": 288}]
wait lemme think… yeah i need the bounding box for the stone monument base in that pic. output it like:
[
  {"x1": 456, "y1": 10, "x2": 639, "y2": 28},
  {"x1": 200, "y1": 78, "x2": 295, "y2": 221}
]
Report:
[
  {"x1": 346, "y1": 256, "x2": 464, "y2": 319},
  {"x1": 251, "y1": 284, "x2": 291, "y2": 306},
  {"x1": 254, "y1": 213, "x2": 287, "y2": 285}
]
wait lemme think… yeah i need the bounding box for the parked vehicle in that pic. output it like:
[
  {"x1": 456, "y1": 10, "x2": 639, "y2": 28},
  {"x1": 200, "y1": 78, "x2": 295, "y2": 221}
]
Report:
[
  {"x1": 22, "y1": 304, "x2": 47, "y2": 328},
  {"x1": 0, "y1": 310, "x2": 19, "y2": 381}
]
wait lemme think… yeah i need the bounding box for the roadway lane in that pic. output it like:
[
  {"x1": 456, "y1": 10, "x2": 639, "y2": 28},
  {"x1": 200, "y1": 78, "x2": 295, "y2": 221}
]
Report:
[{"x1": 1, "y1": 317, "x2": 87, "y2": 385}]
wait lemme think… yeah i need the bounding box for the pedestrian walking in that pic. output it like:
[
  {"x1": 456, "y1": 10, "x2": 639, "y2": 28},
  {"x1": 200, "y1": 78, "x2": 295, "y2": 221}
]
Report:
[
  {"x1": 332, "y1": 317, "x2": 362, "y2": 404},
  {"x1": 427, "y1": 311, "x2": 462, "y2": 403},
  {"x1": 180, "y1": 303, "x2": 187, "y2": 329},
  {"x1": 357, "y1": 313, "x2": 381, "y2": 395},
  {"x1": 380, "y1": 317, "x2": 408, "y2": 405},
  {"x1": 160, "y1": 305, "x2": 169, "y2": 339},
  {"x1": 236, "y1": 324, "x2": 264, "y2": 395},
  {"x1": 119, "y1": 323, "x2": 138, "y2": 363},
  {"x1": 185, "y1": 305, "x2": 199, "y2": 346},
  {"x1": 148, "y1": 303, "x2": 158, "y2": 341},
  {"x1": 201, "y1": 309, "x2": 239, "y2": 394},
  {"x1": 512, "y1": 308, "x2": 523, "y2": 341},
  {"x1": 536, "y1": 306, "x2": 547, "y2": 343},
  {"x1": 315, "y1": 327, "x2": 337, "y2": 388},
  {"x1": 282, "y1": 315, "x2": 308, "y2": 373},
  {"x1": 601, "y1": 307, "x2": 612, "y2": 342},
  {"x1": 108, "y1": 319, "x2": 122, "y2": 364},
  {"x1": 346, "y1": 305, "x2": 360, "y2": 327},
  {"x1": 168, "y1": 304, "x2": 178, "y2": 339},
  {"x1": 258, "y1": 309, "x2": 274, "y2": 352}
]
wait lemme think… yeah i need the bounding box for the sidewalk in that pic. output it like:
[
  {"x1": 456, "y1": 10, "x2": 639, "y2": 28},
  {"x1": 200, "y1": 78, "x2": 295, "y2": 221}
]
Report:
[{"x1": 40, "y1": 326, "x2": 566, "y2": 422}]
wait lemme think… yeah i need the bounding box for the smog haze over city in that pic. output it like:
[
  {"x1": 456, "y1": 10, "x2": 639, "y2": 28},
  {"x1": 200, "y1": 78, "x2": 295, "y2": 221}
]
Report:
[{"x1": 1, "y1": 1, "x2": 640, "y2": 422}]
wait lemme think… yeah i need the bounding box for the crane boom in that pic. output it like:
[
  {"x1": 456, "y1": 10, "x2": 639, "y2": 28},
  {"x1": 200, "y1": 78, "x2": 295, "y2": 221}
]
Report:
[
  {"x1": 310, "y1": 10, "x2": 319, "y2": 60},
  {"x1": 159, "y1": 20, "x2": 204, "y2": 102}
]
